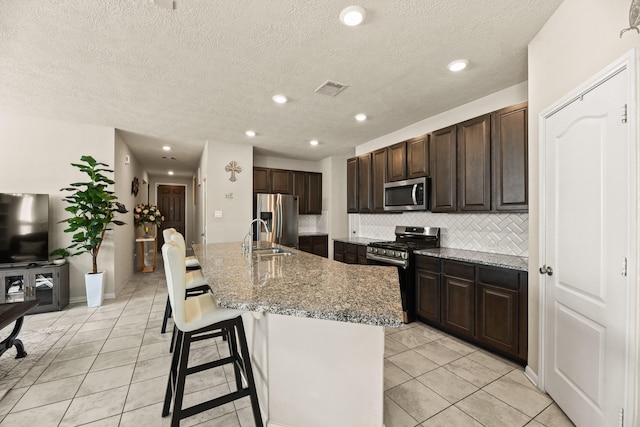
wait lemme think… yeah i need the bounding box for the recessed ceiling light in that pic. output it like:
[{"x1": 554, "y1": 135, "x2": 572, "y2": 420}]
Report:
[
  {"x1": 168, "y1": 171, "x2": 174, "y2": 176},
  {"x1": 355, "y1": 113, "x2": 367, "y2": 122},
  {"x1": 447, "y1": 59, "x2": 469, "y2": 72},
  {"x1": 245, "y1": 130, "x2": 256, "y2": 137},
  {"x1": 309, "y1": 140, "x2": 319, "y2": 146},
  {"x1": 272, "y1": 94, "x2": 288, "y2": 104},
  {"x1": 340, "y1": 5, "x2": 366, "y2": 26},
  {"x1": 162, "y1": 145, "x2": 171, "y2": 151}
]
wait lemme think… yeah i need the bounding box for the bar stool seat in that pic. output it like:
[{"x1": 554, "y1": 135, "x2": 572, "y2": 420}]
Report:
[
  {"x1": 162, "y1": 242, "x2": 263, "y2": 427},
  {"x1": 161, "y1": 229, "x2": 209, "y2": 334}
]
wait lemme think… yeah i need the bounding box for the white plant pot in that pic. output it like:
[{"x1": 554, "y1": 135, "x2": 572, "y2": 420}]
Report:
[
  {"x1": 52, "y1": 258, "x2": 66, "y2": 265},
  {"x1": 85, "y1": 272, "x2": 104, "y2": 307}
]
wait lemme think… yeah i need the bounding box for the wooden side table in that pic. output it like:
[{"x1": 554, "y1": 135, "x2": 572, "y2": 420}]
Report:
[{"x1": 136, "y1": 237, "x2": 157, "y2": 273}]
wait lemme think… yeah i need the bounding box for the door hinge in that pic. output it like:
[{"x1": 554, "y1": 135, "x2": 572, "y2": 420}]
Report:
[
  {"x1": 622, "y1": 104, "x2": 628, "y2": 123},
  {"x1": 619, "y1": 407, "x2": 624, "y2": 426},
  {"x1": 622, "y1": 257, "x2": 628, "y2": 277}
]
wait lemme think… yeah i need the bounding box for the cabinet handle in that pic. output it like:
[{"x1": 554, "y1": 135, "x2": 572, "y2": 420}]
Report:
[{"x1": 539, "y1": 265, "x2": 553, "y2": 276}]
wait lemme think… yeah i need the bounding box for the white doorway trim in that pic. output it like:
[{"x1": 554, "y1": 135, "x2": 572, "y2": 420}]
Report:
[{"x1": 538, "y1": 48, "x2": 638, "y2": 425}]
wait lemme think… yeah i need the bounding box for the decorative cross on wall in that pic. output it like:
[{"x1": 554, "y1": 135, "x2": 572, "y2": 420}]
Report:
[{"x1": 225, "y1": 161, "x2": 242, "y2": 182}]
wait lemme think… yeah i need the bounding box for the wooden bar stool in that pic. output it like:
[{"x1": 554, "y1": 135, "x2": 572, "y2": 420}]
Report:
[
  {"x1": 161, "y1": 229, "x2": 209, "y2": 334},
  {"x1": 161, "y1": 242, "x2": 263, "y2": 426}
]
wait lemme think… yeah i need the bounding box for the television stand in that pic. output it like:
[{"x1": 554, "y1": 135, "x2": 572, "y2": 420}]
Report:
[{"x1": 0, "y1": 263, "x2": 69, "y2": 313}]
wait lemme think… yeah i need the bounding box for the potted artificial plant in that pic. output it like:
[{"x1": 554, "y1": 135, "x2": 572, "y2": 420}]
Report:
[
  {"x1": 50, "y1": 248, "x2": 70, "y2": 265},
  {"x1": 60, "y1": 155, "x2": 128, "y2": 307}
]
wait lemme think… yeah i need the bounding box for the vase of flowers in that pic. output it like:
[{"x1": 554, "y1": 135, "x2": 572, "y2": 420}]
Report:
[{"x1": 133, "y1": 204, "x2": 164, "y2": 238}]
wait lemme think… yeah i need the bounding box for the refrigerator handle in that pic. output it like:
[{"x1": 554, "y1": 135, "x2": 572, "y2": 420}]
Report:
[{"x1": 277, "y1": 196, "x2": 283, "y2": 239}]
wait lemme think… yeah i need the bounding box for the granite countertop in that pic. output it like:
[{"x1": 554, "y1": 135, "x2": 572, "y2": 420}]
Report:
[
  {"x1": 298, "y1": 232, "x2": 328, "y2": 237},
  {"x1": 333, "y1": 236, "x2": 379, "y2": 245},
  {"x1": 414, "y1": 247, "x2": 528, "y2": 272},
  {"x1": 192, "y1": 242, "x2": 403, "y2": 327}
]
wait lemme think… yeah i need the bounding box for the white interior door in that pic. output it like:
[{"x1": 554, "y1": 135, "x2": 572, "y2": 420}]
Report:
[{"x1": 541, "y1": 64, "x2": 635, "y2": 426}]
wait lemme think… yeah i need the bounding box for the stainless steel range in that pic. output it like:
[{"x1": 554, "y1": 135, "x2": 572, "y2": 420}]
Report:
[{"x1": 367, "y1": 226, "x2": 440, "y2": 323}]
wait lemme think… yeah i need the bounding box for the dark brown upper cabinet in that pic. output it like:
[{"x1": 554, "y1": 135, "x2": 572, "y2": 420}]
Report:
[
  {"x1": 292, "y1": 171, "x2": 322, "y2": 214},
  {"x1": 347, "y1": 157, "x2": 358, "y2": 213},
  {"x1": 357, "y1": 154, "x2": 373, "y2": 213},
  {"x1": 492, "y1": 103, "x2": 528, "y2": 212},
  {"x1": 387, "y1": 141, "x2": 407, "y2": 182},
  {"x1": 372, "y1": 148, "x2": 388, "y2": 213},
  {"x1": 407, "y1": 135, "x2": 429, "y2": 179},
  {"x1": 430, "y1": 125, "x2": 457, "y2": 213},
  {"x1": 458, "y1": 114, "x2": 491, "y2": 212},
  {"x1": 253, "y1": 167, "x2": 270, "y2": 193},
  {"x1": 306, "y1": 172, "x2": 322, "y2": 214},
  {"x1": 270, "y1": 169, "x2": 293, "y2": 194}
]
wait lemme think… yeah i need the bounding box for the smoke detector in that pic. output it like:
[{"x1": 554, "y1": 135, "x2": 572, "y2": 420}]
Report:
[{"x1": 315, "y1": 80, "x2": 349, "y2": 97}]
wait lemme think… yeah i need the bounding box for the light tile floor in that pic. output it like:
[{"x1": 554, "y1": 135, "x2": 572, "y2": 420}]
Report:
[{"x1": 0, "y1": 263, "x2": 575, "y2": 426}]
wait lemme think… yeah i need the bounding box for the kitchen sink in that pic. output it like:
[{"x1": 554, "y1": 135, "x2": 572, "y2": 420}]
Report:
[{"x1": 252, "y1": 247, "x2": 293, "y2": 256}]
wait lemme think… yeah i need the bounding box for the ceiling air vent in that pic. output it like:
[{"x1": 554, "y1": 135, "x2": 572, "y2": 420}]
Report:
[{"x1": 315, "y1": 80, "x2": 349, "y2": 96}]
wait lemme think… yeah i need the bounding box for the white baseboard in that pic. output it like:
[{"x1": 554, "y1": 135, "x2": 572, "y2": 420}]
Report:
[{"x1": 524, "y1": 366, "x2": 540, "y2": 390}]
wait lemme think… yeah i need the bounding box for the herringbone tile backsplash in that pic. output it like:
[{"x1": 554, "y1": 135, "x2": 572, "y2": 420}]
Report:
[{"x1": 351, "y1": 212, "x2": 529, "y2": 257}]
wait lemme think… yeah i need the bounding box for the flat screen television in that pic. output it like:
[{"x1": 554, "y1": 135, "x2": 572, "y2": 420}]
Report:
[{"x1": 0, "y1": 193, "x2": 49, "y2": 266}]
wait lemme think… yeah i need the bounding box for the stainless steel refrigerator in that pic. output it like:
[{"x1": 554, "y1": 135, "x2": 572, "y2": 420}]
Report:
[{"x1": 254, "y1": 193, "x2": 299, "y2": 247}]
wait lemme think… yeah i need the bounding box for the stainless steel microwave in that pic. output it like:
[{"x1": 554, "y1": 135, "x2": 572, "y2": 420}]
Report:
[{"x1": 384, "y1": 177, "x2": 429, "y2": 211}]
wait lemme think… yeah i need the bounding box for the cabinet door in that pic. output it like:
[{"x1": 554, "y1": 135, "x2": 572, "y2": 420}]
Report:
[
  {"x1": 345, "y1": 243, "x2": 358, "y2": 264},
  {"x1": 253, "y1": 167, "x2": 270, "y2": 193},
  {"x1": 3, "y1": 271, "x2": 27, "y2": 304},
  {"x1": 387, "y1": 141, "x2": 407, "y2": 182},
  {"x1": 476, "y1": 283, "x2": 519, "y2": 356},
  {"x1": 407, "y1": 135, "x2": 429, "y2": 178},
  {"x1": 416, "y1": 268, "x2": 441, "y2": 323},
  {"x1": 312, "y1": 235, "x2": 328, "y2": 258},
  {"x1": 271, "y1": 169, "x2": 292, "y2": 194},
  {"x1": 357, "y1": 245, "x2": 368, "y2": 265},
  {"x1": 347, "y1": 157, "x2": 358, "y2": 213},
  {"x1": 458, "y1": 114, "x2": 491, "y2": 211},
  {"x1": 492, "y1": 102, "x2": 528, "y2": 212},
  {"x1": 292, "y1": 171, "x2": 306, "y2": 214},
  {"x1": 442, "y1": 275, "x2": 474, "y2": 337},
  {"x1": 430, "y1": 126, "x2": 457, "y2": 212},
  {"x1": 28, "y1": 269, "x2": 57, "y2": 313},
  {"x1": 298, "y1": 235, "x2": 312, "y2": 253},
  {"x1": 334, "y1": 241, "x2": 345, "y2": 262},
  {"x1": 306, "y1": 173, "x2": 322, "y2": 214},
  {"x1": 372, "y1": 148, "x2": 387, "y2": 213},
  {"x1": 357, "y1": 154, "x2": 372, "y2": 213}
]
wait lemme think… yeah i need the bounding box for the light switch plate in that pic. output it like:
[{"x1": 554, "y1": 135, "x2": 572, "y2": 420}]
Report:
[{"x1": 214, "y1": 211, "x2": 223, "y2": 218}]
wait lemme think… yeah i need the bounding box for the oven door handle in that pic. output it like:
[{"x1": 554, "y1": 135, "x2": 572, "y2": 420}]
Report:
[
  {"x1": 411, "y1": 184, "x2": 418, "y2": 205},
  {"x1": 366, "y1": 253, "x2": 408, "y2": 268}
]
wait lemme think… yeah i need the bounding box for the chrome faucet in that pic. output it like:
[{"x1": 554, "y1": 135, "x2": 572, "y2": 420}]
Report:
[{"x1": 243, "y1": 218, "x2": 271, "y2": 255}]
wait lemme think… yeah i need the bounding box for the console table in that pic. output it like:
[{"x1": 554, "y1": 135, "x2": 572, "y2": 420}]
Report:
[
  {"x1": 136, "y1": 237, "x2": 157, "y2": 273},
  {"x1": 0, "y1": 300, "x2": 39, "y2": 358}
]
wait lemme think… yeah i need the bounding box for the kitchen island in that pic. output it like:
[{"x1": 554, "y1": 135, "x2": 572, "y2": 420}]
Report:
[{"x1": 192, "y1": 242, "x2": 402, "y2": 427}]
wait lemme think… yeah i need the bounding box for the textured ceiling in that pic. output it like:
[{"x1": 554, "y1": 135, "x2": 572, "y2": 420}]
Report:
[{"x1": 0, "y1": 0, "x2": 563, "y2": 177}]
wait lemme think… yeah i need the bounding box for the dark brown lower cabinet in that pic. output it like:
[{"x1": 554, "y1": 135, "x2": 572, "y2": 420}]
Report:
[
  {"x1": 298, "y1": 235, "x2": 328, "y2": 258},
  {"x1": 333, "y1": 241, "x2": 369, "y2": 265},
  {"x1": 415, "y1": 255, "x2": 527, "y2": 364},
  {"x1": 334, "y1": 241, "x2": 344, "y2": 263},
  {"x1": 476, "y1": 266, "x2": 527, "y2": 361},
  {"x1": 442, "y1": 273, "x2": 475, "y2": 339}
]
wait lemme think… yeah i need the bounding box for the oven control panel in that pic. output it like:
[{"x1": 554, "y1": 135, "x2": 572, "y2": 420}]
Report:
[{"x1": 366, "y1": 246, "x2": 409, "y2": 259}]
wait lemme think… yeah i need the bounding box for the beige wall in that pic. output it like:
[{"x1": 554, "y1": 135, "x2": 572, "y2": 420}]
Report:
[
  {"x1": 253, "y1": 155, "x2": 322, "y2": 173},
  {"x1": 205, "y1": 140, "x2": 253, "y2": 243},
  {"x1": 114, "y1": 132, "x2": 148, "y2": 294},
  {"x1": 321, "y1": 154, "x2": 352, "y2": 259},
  {"x1": 528, "y1": 0, "x2": 640, "y2": 379},
  {"x1": 0, "y1": 111, "x2": 119, "y2": 301}
]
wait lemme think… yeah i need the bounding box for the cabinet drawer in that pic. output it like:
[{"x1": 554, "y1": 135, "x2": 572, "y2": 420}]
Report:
[
  {"x1": 415, "y1": 255, "x2": 440, "y2": 272},
  {"x1": 345, "y1": 243, "x2": 358, "y2": 255},
  {"x1": 478, "y1": 266, "x2": 521, "y2": 290},
  {"x1": 443, "y1": 260, "x2": 475, "y2": 280}
]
